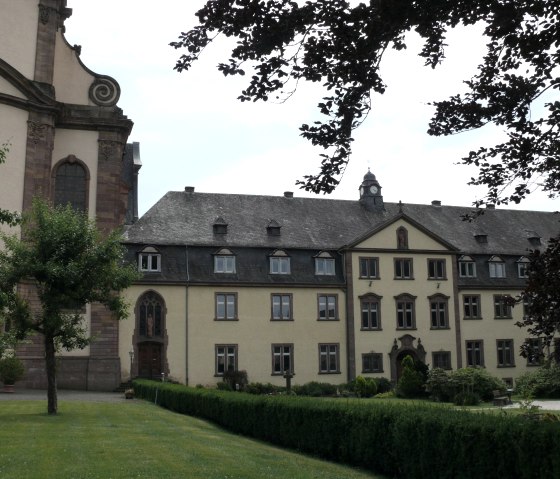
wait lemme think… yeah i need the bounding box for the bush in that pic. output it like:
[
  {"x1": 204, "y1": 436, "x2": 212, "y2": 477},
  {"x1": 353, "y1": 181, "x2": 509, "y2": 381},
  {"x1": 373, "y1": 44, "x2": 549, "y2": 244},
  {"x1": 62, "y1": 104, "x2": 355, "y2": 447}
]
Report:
[
  {"x1": 246, "y1": 382, "x2": 281, "y2": 395},
  {"x1": 449, "y1": 367, "x2": 505, "y2": 401},
  {"x1": 396, "y1": 356, "x2": 425, "y2": 398},
  {"x1": 426, "y1": 368, "x2": 452, "y2": 402},
  {"x1": 374, "y1": 377, "x2": 392, "y2": 394},
  {"x1": 453, "y1": 391, "x2": 481, "y2": 406},
  {"x1": 222, "y1": 369, "x2": 248, "y2": 391},
  {"x1": 0, "y1": 355, "x2": 25, "y2": 385},
  {"x1": 133, "y1": 379, "x2": 560, "y2": 479},
  {"x1": 516, "y1": 365, "x2": 560, "y2": 399},
  {"x1": 292, "y1": 381, "x2": 338, "y2": 397},
  {"x1": 354, "y1": 376, "x2": 377, "y2": 398}
]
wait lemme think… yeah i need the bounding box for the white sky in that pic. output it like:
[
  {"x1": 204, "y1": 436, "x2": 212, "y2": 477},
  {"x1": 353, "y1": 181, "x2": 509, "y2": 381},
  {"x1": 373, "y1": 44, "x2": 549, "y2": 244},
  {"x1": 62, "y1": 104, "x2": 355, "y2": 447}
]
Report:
[{"x1": 65, "y1": 0, "x2": 559, "y2": 216}]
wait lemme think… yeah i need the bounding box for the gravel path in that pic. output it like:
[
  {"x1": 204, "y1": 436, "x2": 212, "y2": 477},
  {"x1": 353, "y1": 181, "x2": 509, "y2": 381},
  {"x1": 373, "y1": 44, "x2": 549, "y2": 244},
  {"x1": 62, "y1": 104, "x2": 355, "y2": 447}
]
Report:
[{"x1": 0, "y1": 389, "x2": 129, "y2": 402}]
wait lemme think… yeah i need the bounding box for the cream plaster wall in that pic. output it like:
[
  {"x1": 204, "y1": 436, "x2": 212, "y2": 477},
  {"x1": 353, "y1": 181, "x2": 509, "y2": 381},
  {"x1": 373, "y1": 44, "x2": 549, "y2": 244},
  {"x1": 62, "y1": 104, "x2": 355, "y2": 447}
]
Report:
[
  {"x1": 0, "y1": 104, "x2": 28, "y2": 236},
  {"x1": 187, "y1": 285, "x2": 347, "y2": 387},
  {"x1": 51, "y1": 129, "x2": 99, "y2": 217},
  {"x1": 53, "y1": 31, "x2": 95, "y2": 105},
  {"x1": 357, "y1": 219, "x2": 450, "y2": 251},
  {"x1": 0, "y1": 0, "x2": 38, "y2": 80},
  {"x1": 459, "y1": 288, "x2": 531, "y2": 383},
  {"x1": 0, "y1": 77, "x2": 26, "y2": 99},
  {"x1": 120, "y1": 285, "x2": 187, "y2": 384},
  {"x1": 352, "y1": 220, "x2": 458, "y2": 377}
]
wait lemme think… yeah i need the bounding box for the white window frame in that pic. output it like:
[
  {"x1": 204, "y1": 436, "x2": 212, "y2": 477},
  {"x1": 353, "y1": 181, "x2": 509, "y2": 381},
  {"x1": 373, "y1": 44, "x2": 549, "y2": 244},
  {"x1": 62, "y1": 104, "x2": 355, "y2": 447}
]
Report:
[
  {"x1": 318, "y1": 294, "x2": 338, "y2": 320},
  {"x1": 315, "y1": 257, "x2": 335, "y2": 275},
  {"x1": 271, "y1": 294, "x2": 292, "y2": 320},
  {"x1": 269, "y1": 251, "x2": 291, "y2": 274},
  {"x1": 458, "y1": 255, "x2": 476, "y2": 278},
  {"x1": 215, "y1": 344, "x2": 237, "y2": 376},
  {"x1": 517, "y1": 256, "x2": 530, "y2": 279},
  {"x1": 214, "y1": 255, "x2": 236, "y2": 273},
  {"x1": 272, "y1": 344, "x2": 293, "y2": 375},
  {"x1": 215, "y1": 293, "x2": 237, "y2": 320},
  {"x1": 489, "y1": 256, "x2": 506, "y2": 278},
  {"x1": 138, "y1": 247, "x2": 161, "y2": 272},
  {"x1": 319, "y1": 344, "x2": 340, "y2": 374}
]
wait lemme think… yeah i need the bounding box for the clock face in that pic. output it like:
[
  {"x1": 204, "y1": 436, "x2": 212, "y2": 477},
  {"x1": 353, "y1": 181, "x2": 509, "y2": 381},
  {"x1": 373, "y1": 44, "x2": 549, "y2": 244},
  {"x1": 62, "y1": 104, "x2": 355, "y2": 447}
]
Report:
[{"x1": 369, "y1": 185, "x2": 378, "y2": 194}]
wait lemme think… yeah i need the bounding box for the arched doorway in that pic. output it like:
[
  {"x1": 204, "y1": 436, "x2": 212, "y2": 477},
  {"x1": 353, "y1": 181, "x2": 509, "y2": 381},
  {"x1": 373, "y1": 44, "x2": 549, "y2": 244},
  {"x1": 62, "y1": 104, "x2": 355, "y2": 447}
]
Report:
[
  {"x1": 133, "y1": 291, "x2": 168, "y2": 379},
  {"x1": 389, "y1": 334, "x2": 426, "y2": 383}
]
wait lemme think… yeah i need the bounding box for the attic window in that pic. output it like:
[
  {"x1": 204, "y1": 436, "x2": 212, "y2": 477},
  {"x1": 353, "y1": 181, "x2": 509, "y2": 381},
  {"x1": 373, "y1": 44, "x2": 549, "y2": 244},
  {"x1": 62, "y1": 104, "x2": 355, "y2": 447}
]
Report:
[
  {"x1": 525, "y1": 230, "x2": 541, "y2": 246},
  {"x1": 458, "y1": 255, "x2": 476, "y2": 278},
  {"x1": 269, "y1": 250, "x2": 290, "y2": 274},
  {"x1": 488, "y1": 255, "x2": 506, "y2": 278},
  {"x1": 314, "y1": 251, "x2": 335, "y2": 276},
  {"x1": 138, "y1": 246, "x2": 161, "y2": 273},
  {"x1": 214, "y1": 248, "x2": 236, "y2": 274},
  {"x1": 474, "y1": 233, "x2": 488, "y2": 244},
  {"x1": 267, "y1": 220, "x2": 281, "y2": 236},
  {"x1": 213, "y1": 217, "x2": 228, "y2": 235},
  {"x1": 517, "y1": 256, "x2": 530, "y2": 279}
]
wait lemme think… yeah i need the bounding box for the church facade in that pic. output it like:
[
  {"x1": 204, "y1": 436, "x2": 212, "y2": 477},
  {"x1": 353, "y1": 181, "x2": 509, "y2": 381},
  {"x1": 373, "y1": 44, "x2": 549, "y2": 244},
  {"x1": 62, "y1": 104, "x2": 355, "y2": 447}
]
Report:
[
  {"x1": 120, "y1": 173, "x2": 559, "y2": 388},
  {"x1": 0, "y1": 0, "x2": 139, "y2": 390}
]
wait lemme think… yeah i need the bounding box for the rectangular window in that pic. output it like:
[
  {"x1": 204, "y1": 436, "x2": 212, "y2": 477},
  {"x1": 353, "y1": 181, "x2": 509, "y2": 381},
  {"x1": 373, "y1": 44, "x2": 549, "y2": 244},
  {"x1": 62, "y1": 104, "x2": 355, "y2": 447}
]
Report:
[
  {"x1": 315, "y1": 258, "x2": 335, "y2": 275},
  {"x1": 318, "y1": 294, "x2": 338, "y2": 320},
  {"x1": 215, "y1": 293, "x2": 237, "y2": 320},
  {"x1": 270, "y1": 256, "x2": 290, "y2": 274},
  {"x1": 396, "y1": 299, "x2": 415, "y2": 329},
  {"x1": 489, "y1": 262, "x2": 506, "y2": 278},
  {"x1": 428, "y1": 259, "x2": 446, "y2": 279},
  {"x1": 518, "y1": 262, "x2": 529, "y2": 278},
  {"x1": 497, "y1": 339, "x2": 515, "y2": 367},
  {"x1": 526, "y1": 338, "x2": 543, "y2": 366},
  {"x1": 214, "y1": 255, "x2": 236, "y2": 273},
  {"x1": 139, "y1": 253, "x2": 161, "y2": 272},
  {"x1": 430, "y1": 298, "x2": 448, "y2": 329},
  {"x1": 271, "y1": 294, "x2": 292, "y2": 320},
  {"x1": 463, "y1": 295, "x2": 481, "y2": 319},
  {"x1": 215, "y1": 345, "x2": 237, "y2": 375},
  {"x1": 494, "y1": 295, "x2": 512, "y2": 319},
  {"x1": 361, "y1": 296, "x2": 381, "y2": 330},
  {"x1": 459, "y1": 260, "x2": 476, "y2": 277},
  {"x1": 362, "y1": 353, "x2": 383, "y2": 373},
  {"x1": 359, "y1": 257, "x2": 379, "y2": 279},
  {"x1": 394, "y1": 258, "x2": 413, "y2": 279},
  {"x1": 466, "y1": 340, "x2": 484, "y2": 367},
  {"x1": 319, "y1": 344, "x2": 339, "y2": 374},
  {"x1": 272, "y1": 344, "x2": 293, "y2": 375},
  {"x1": 432, "y1": 351, "x2": 452, "y2": 370}
]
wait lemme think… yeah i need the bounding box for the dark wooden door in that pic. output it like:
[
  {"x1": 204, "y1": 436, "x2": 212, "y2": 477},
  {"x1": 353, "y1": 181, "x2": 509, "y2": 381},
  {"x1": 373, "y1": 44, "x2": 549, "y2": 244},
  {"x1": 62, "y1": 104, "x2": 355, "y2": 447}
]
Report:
[{"x1": 138, "y1": 342, "x2": 162, "y2": 379}]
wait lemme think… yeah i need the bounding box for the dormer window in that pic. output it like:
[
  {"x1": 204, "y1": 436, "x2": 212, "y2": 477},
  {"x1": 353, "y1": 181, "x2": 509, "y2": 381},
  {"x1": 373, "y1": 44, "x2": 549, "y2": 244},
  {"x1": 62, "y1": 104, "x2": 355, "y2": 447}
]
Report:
[
  {"x1": 488, "y1": 255, "x2": 506, "y2": 278},
  {"x1": 517, "y1": 256, "x2": 530, "y2": 278},
  {"x1": 315, "y1": 252, "x2": 335, "y2": 275},
  {"x1": 474, "y1": 233, "x2": 488, "y2": 244},
  {"x1": 267, "y1": 220, "x2": 281, "y2": 236},
  {"x1": 214, "y1": 248, "x2": 236, "y2": 273},
  {"x1": 138, "y1": 246, "x2": 161, "y2": 272},
  {"x1": 526, "y1": 230, "x2": 542, "y2": 247},
  {"x1": 270, "y1": 250, "x2": 290, "y2": 274},
  {"x1": 213, "y1": 217, "x2": 228, "y2": 235},
  {"x1": 458, "y1": 255, "x2": 476, "y2": 278}
]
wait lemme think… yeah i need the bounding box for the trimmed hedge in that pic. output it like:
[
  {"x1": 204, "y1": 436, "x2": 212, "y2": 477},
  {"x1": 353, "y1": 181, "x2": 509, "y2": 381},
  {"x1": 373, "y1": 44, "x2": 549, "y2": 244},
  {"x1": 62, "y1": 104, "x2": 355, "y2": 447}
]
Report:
[{"x1": 133, "y1": 379, "x2": 560, "y2": 479}]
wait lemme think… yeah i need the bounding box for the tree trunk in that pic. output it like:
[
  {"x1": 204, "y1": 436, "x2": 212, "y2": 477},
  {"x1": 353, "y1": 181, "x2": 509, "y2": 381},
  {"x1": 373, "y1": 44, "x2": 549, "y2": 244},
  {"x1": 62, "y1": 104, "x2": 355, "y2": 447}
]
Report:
[{"x1": 44, "y1": 335, "x2": 57, "y2": 415}]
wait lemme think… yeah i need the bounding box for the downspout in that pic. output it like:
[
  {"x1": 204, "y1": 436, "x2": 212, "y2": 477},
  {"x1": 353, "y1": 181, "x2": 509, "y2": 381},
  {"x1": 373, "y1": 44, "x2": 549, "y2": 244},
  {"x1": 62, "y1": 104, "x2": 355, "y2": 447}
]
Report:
[
  {"x1": 185, "y1": 245, "x2": 189, "y2": 385},
  {"x1": 339, "y1": 248, "x2": 356, "y2": 381}
]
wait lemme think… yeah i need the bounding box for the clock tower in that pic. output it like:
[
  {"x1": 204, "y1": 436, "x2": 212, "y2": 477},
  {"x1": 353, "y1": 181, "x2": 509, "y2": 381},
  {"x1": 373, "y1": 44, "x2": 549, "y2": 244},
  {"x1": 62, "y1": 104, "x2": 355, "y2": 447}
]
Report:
[{"x1": 359, "y1": 169, "x2": 384, "y2": 211}]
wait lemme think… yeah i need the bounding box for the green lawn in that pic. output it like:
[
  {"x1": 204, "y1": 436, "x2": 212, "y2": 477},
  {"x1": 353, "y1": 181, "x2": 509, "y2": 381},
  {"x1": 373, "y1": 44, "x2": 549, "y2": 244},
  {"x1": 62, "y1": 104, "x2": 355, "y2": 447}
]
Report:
[{"x1": 0, "y1": 400, "x2": 382, "y2": 479}]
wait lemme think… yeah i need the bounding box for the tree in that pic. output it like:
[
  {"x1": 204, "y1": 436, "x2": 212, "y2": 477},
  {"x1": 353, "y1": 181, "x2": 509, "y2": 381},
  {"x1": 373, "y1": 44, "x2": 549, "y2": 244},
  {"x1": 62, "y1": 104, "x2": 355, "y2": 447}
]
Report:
[
  {"x1": 0, "y1": 199, "x2": 138, "y2": 414},
  {"x1": 0, "y1": 142, "x2": 19, "y2": 226},
  {"x1": 172, "y1": 0, "x2": 559, "y2": 205},
  {"x1": 517, "y1": 238, "x2": 560, "y2": 361}
]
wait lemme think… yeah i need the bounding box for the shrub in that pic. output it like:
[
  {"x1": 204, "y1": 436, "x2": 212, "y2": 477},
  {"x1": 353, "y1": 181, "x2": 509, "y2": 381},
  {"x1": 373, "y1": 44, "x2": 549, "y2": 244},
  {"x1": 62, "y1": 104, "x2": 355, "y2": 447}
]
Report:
[
  {"x1": 0, "y1": 355, "x2": 25, "y2": 385},
  {"x1": 453, "y1": 391, "x2": 481, "y2": 406},
  {"x1": 222, "y1": 369, "x2": 248, "y2": 391},
  {"x1": 516, "y1": 365, "x2": 560, "y2": 399},
  {"x1": 292, "y1": 381, "x2": 338, "y2": 397},
  {"x1": 246, "y1": 382, "x2": 281, "y2": 395},
  {"x1": 449, "y1": 367, "x2": 504, "y2": 401},
  {"x1": 354, "y1": 376, "x2": 377, "y2": 398},
  {"x1": 396, "y1": 356, "x2": 425, "y2": 398},
  {"x1": 374, "y1": 377, "x2": 392, "y2": 394},
  {"x1": 426, "y1": 368, "x2": 452, "y2": 402}
]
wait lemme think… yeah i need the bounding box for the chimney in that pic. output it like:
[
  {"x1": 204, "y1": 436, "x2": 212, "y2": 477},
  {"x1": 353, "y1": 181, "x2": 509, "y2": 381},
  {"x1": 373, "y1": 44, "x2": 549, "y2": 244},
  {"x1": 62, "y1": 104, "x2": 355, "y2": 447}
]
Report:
[
  {"x1": 185, "y1": 186, "x2": 195, "y2": 194},
  {"x1": 486, "y1": 204, "x2": 495, "y2": 209},
  {"x1": 431, "y1": 200, "x2": 441, "y2": 207},
  {"x1": 284, "y1": 191, "x2": 293, "y2": 198}
]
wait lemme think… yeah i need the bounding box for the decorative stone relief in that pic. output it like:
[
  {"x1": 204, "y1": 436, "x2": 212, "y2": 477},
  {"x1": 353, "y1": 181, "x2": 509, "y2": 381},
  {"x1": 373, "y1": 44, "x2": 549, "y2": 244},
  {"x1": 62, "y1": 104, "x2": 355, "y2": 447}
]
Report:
[
  {"x1": 89, "y1": 76, "x2": 121, "y2": 107},
  {"x1": 27, "y1": 120, "x2": 51, "y2": 145},
  {"x1": 98, "y1": 140, "x2": 123, "y2": 161},
  {"x1": 38, "y1": 5, "x2": 52, "y2": 25}
]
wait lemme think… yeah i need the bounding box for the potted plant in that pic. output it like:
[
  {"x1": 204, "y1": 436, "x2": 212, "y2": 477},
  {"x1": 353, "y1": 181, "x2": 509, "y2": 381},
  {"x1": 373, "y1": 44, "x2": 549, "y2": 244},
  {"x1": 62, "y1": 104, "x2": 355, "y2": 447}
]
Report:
[{"x1": 0, "y1": 355, "x2": 25, "y2": 393}]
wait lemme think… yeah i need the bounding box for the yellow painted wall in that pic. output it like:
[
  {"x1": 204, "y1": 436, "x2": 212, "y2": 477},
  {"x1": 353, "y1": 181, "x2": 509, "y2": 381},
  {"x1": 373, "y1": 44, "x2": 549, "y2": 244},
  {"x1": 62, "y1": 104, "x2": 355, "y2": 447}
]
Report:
[
  {"x1": 187, "y1": 285, "x2": 347, "y2": 387},
  {"x1": 0, "y1": 0, "x2": 38, "y2": 79}
]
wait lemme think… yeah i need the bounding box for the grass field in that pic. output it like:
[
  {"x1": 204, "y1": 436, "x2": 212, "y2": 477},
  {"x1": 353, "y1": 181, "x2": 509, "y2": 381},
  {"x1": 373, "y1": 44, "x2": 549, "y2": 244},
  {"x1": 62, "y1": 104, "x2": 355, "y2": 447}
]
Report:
[{"x1": 0, "y1": 399, "x2": 382, "y2": 479}]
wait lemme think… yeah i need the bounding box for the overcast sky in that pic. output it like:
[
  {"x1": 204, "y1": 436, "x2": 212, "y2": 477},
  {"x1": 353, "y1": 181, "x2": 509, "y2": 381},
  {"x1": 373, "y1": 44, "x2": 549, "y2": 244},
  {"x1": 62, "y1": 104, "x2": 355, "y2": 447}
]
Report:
[{"x1": 65, "y1": 0, "x2": 559, "y2": 216}]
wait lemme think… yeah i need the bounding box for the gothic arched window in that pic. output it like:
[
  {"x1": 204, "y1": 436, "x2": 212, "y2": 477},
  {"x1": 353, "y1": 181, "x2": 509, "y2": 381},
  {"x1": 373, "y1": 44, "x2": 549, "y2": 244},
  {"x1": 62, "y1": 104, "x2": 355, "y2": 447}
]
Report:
[{"x1": 138, "y1": 292, "x2": 164, "y2": 338}]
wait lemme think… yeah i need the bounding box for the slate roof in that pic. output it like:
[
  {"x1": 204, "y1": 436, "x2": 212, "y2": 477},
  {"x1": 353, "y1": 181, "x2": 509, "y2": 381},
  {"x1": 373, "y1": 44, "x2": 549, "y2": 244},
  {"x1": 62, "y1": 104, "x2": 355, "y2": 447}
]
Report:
[{"x1": 123, "y1": 190, "x2": 560, "y2": 255}]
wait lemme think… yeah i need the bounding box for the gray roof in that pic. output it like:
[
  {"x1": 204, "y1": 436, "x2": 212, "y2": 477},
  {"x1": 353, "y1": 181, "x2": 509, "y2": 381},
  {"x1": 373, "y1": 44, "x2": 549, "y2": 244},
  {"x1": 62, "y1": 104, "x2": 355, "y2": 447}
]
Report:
[{"x1": 123, "y1": 190, "x2": 560, "y2": 255}]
